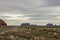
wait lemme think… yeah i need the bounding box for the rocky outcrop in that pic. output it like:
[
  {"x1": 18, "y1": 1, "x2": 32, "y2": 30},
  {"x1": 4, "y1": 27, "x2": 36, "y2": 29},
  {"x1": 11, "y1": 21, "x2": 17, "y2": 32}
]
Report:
[
  {"x1": 0, "y1": 19, "x2": 7, "y2": 26},
  {"x1": 21, "y1": 23, "x2": 30, "y2": 27}
]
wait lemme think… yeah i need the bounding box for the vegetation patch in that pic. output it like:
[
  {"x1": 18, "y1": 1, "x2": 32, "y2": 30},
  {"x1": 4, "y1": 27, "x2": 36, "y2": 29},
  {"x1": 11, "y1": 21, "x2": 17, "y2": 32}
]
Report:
[{"x1": 0, "y1": 27, "x2": 60, "y2": 40}]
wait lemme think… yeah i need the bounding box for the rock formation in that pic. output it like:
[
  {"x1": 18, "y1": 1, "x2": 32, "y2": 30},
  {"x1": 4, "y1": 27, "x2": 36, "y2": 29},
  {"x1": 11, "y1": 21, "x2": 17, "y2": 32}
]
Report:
[{"x1": 0, "y1": 19, "x2": 7, "y2": 26}]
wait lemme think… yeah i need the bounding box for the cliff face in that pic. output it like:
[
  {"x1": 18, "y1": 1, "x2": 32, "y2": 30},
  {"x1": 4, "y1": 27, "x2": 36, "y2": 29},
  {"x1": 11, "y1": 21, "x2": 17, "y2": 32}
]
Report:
[{"x1": 0, "y1": 19, "x2": 7, "y2": 26}]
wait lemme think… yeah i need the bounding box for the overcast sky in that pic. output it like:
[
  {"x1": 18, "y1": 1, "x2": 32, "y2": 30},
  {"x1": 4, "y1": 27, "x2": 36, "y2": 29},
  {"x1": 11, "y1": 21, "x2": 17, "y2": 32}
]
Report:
[{"x1": 0, "y1": 0, "x2": 60, "y2": 25}]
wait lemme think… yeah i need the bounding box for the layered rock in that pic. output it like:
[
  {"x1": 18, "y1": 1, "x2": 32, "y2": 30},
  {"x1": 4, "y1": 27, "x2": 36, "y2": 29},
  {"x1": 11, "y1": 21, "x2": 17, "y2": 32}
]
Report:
[{"x1": 0, "y1": 19, "x2": 7, "y2": 26}]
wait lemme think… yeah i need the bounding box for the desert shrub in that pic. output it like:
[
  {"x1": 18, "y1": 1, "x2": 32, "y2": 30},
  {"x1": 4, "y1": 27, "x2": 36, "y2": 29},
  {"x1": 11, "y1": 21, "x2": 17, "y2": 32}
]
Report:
[{"x1": 0, "y1": 27, "x2": 60, "y2": 40}]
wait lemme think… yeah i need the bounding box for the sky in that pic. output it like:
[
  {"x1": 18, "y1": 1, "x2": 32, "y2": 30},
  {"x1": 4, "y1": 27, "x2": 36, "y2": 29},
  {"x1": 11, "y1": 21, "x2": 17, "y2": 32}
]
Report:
[{"x1": 0, "y1": 0, "x2": 60, "y2": 25}]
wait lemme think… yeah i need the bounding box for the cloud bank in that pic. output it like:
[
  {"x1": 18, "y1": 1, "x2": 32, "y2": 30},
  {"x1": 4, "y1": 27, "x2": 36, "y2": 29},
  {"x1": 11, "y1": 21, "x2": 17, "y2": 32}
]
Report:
[{"x1": 0, "y1": 0, "x2": 60, "y2": 25}]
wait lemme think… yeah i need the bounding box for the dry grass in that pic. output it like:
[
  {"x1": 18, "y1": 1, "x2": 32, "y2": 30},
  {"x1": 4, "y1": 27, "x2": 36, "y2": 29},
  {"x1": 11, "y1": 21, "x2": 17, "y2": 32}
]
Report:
[{"x1": 0, "y1": 27, "x2": 60, "y2": 40}]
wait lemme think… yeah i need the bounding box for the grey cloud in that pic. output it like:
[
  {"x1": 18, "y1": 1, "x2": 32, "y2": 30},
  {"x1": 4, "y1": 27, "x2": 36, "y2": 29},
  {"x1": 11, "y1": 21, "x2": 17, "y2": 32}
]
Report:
[
  {"x1": 45, "y1": 0, "x2": 60, "y2": 6},
  {"x1": 25, "y1": 15, "x2": 59, "y2": 20},
  {"x1": 0, "y1": 16, "x2": 11, "y2": 19},
  {"x1": 0, "y1": 0, "x2": 60, "y2": 25}
]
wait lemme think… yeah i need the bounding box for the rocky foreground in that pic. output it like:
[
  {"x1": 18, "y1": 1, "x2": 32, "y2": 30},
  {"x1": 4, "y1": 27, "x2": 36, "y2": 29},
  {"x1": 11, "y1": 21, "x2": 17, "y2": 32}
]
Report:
[{"x1": 0, "y1": 27, "x2": 60, "y2": 40}]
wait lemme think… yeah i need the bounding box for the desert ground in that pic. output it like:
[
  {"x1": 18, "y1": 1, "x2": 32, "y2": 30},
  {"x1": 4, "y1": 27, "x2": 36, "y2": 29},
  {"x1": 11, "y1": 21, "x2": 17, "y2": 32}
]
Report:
[{"x1": 0, "y1": 26, "x2": 60, "y2": 40}]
